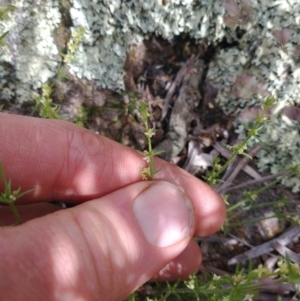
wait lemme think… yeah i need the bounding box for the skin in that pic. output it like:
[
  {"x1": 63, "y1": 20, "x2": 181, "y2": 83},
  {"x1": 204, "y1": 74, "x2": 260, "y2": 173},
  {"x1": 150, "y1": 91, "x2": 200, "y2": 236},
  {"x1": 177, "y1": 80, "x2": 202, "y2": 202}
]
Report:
[{"x1": 0, "y1": 113, "x2": 226, "y2": 301}]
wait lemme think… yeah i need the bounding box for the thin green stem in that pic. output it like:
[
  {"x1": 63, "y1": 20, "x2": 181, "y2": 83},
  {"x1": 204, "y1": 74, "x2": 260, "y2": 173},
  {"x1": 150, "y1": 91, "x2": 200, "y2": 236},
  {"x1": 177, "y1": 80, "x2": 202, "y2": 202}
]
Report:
[
  {"x1": 213, "y1": 113, "x2": 267, "y2": 183},
  {"x1": 217, "y1": 138, "x2": 250, "y2": 177},
  {"x1": 9, "y1": 201, "x2": 22, "y2": 225},
  {"x1": 145, "y1": 119, "x2": 154, "y2": 177},
  {"x1": 139, "y1": 103, "x2": 161, "y2": 180}
]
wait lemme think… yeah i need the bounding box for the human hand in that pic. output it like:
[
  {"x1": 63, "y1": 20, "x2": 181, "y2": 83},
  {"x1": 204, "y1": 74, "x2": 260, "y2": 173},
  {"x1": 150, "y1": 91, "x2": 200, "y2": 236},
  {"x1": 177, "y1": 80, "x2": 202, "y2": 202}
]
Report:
[{"x1": 0, "y1": 113, "x2": 226, "y2": 301}]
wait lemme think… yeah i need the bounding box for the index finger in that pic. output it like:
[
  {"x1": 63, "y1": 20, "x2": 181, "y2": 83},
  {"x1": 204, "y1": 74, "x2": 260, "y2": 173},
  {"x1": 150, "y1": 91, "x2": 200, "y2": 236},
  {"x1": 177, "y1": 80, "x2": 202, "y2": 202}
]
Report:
[{"x1": 0, "y1": 113, "x2": 225, "y2": 236}]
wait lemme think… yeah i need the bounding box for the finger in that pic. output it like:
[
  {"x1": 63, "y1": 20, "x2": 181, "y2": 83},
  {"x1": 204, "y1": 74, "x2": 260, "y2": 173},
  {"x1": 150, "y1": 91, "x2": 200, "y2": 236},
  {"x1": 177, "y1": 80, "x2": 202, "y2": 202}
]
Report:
[
  {"x1": 0, "y1": 181, "x2": 195, "y2": 301},
  {"x1": 0, "y1": 204, "x2": 201, "y2": 282},
  {"x1": 0, "y1": 203, "x2": 201, "y2": 281},
  {"x1": 152, "y1": 240, "x2": 202, "y2": 282},
  {"x1": 0, "y1": 113, "x2": 226, "y2": 236}
]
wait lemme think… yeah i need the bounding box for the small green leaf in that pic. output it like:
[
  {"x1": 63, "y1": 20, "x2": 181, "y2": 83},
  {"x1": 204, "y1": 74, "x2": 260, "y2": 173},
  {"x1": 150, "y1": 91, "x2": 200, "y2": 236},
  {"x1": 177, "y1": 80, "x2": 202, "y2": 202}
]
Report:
[{"x1": 0, "y1": 31, "x2": 9, "y2": 42}]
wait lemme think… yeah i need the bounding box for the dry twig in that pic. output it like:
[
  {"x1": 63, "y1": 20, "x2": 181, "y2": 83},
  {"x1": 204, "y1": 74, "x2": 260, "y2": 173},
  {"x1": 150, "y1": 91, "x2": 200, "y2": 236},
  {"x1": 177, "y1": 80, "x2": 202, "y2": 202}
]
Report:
[
  {"x1": 161, "y1": 55, "x2": 196, "y2": 119},
  {"x1": 228, "y1": 226, "x2": 300, "y2": 265},
  {"x1": 223, "y1": 171, "x2": 288, "y2": 194}
]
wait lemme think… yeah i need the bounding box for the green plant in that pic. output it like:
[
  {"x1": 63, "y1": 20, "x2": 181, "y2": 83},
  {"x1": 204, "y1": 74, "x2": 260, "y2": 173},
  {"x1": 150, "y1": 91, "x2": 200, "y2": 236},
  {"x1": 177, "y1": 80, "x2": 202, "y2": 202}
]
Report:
[
  {"x1": 138, "y1": 103, "x2": 163, "y2": 180},
  {"x1": 0, "y1": 162, "x2": 33, "y2": 226},
  {"x1": 75, "y1": 105, "x2": 88, "y2": 127},
  {"x1": 33, "y1": 84, "x2": 60, "y2": 119},
  {"x1": 127, "y1": 255, "x2": 300, "y2": 301},
  {"x1": 61, "y1": 27, "x2": 85, "y2": 65},
  {"x1": 0, "y1": 5, "x2": 15, "y2": 46},
  {"x1": 204, "y1": 95, "x2": 300, "y2": 235},
  {"x1": 223, "y1": 166, "x2": 299, "y2": 234},
  {"x1": 128, "y1": 96, "x2": 300, "y2": 300},
  {"x1": 205, "y1": 96, "x2": 276, "y2": 186},
  {"x1": 180, "y1": 258, "x2": 300, "y2": 301},
  {"x1": 32, "y1": 27, "x2": 85, "y2": 119}
]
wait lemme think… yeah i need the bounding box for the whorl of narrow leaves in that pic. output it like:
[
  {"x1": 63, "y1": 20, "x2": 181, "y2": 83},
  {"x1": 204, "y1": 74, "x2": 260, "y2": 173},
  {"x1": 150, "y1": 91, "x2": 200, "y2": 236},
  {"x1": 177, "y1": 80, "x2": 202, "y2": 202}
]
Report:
[{"x1": 0, "y1": 162, "x2": 33, "y2": 225}]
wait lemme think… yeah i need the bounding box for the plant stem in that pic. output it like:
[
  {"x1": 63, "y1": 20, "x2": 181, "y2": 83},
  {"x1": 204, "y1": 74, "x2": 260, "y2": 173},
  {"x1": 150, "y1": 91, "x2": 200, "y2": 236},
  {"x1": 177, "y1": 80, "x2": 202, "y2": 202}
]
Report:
[
  {"x1": 9, "y1": 201, "x2": 22, "y2": 225},
  {"x1": 145, "y1": 119, "x2": 154, "y2": 177}
]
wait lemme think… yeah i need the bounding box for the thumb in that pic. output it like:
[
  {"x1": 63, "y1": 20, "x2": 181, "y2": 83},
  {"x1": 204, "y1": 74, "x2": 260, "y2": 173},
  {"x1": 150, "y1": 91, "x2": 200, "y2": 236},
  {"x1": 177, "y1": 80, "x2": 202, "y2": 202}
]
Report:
[{"x1": 0, "y1": 181, "x2": 195, "y2": 301}]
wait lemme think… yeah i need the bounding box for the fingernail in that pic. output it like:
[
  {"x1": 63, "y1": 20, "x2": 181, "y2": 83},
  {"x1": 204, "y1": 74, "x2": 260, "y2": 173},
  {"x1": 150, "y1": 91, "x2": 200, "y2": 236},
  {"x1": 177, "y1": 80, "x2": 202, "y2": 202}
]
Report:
[{"x1": 133, "y1": 181, "x2": 194, "y2": 248}]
